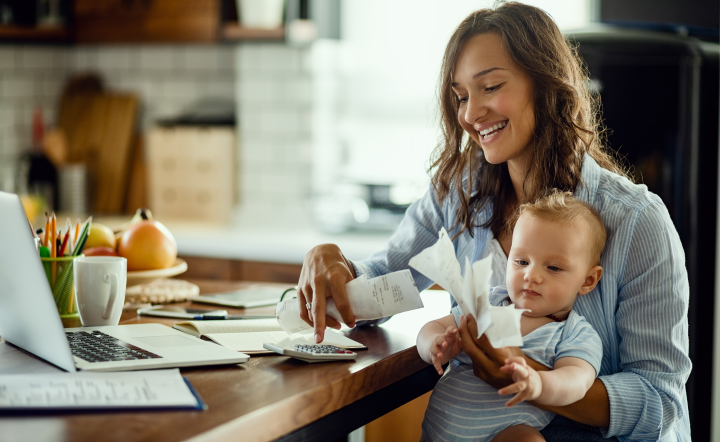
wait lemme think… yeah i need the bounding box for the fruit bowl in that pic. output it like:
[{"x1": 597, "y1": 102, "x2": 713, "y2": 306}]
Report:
[{"x1": 126, "y1": 258, "x2": 188, "y2": 287}]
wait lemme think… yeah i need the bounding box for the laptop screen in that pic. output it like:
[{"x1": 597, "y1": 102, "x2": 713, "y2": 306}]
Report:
[{"x1": 0, "y1": 192, "x2": 76, "y2": 372}]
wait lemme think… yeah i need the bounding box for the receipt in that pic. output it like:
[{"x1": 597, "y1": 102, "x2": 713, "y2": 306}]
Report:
[
  {"x1": 275, "y1": 270, "x2": 424, "y2": 335},
  {"x1": 409, "y1": 228, "x2": 526, "y2": 348},
  {"x1": 406, "y1": 228, "x2": 463, "y2": 299}
]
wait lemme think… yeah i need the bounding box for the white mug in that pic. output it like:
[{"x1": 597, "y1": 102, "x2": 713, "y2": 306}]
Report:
[{"x1": 74, "y1": 256, "x2": 127, "y2": 327}]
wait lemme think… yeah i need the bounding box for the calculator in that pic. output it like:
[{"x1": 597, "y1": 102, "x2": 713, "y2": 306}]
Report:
[{"x1": 263, "y1": 343, "x2": 357, "y2": 363}]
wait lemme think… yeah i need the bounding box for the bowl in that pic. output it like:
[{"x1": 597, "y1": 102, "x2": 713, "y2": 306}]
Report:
[{"x1": 126, "y1": 258, "x2": 188, "y2": 287}]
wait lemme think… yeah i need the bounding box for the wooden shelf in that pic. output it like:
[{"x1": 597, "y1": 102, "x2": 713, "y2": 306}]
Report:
[
  {"x1": 0, "y1": 25, "x2": 71, "y2": 42},
  {"x1": 222, "y1": 23, "x2": 284, "y2": 41},
  {"x1": 0, "y1": 23, "x2": 285, "y2": 44}
]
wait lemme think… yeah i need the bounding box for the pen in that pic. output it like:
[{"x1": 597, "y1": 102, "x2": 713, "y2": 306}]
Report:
[{"x1": 191, "y1": 315, "x2": 276, "y2": 320}]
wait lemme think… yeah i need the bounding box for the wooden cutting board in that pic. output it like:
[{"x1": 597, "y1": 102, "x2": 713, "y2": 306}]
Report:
[{"x1": 58, "y1": 93, "x2": 138, "y2": 214}]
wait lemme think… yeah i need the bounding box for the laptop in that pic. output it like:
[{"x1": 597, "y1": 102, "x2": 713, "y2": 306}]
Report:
[{"x1": 0, "y1": 192, "x2": 249, "y2": 372}]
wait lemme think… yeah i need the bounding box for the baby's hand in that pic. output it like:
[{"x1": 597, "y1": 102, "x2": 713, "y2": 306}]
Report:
[
  {"x1": 498, "y1": 356, "x2": 542, "y2": 407},
  {"x1": 430, "y1": 326, "x2": 460, "y2": 375}
]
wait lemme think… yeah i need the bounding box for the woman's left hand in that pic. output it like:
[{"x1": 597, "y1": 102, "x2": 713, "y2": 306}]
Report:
[{"x1": 457, "y1": 314, "x2": 543, "y2": 389}]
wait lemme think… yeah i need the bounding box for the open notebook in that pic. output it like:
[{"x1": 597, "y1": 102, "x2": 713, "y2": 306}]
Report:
[{"x1": 173, "y1": 318, "x2": 366, "y2": 355}]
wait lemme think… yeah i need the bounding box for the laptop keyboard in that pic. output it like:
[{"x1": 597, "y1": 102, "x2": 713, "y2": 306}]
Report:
[{"x1": 66, "y1": 331, "x2": 162, "y2": 363}]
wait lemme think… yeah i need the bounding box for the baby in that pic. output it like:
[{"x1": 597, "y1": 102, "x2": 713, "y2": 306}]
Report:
[{"x1": 417, "y1": 191, "x2": 606, "y2": 442}]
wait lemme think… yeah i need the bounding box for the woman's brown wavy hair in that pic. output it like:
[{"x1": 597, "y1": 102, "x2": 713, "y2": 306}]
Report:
[{"x1": 431, "y1": 1, "x2": 628, "y2": 238}]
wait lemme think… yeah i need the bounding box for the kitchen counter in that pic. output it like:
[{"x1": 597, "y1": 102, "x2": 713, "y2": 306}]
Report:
[
  {"x1": 98, "y1": 211, "x2": 395, "y2": 265},
  {"x1": 171, "y1": 223, "x2": 394, "y2": 264}
]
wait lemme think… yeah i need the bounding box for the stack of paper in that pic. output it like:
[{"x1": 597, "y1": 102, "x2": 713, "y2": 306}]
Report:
[
  {"x1": 275, "y1": 269, "x2": 424, "y2": 335},
  {"x1": 409, "y1": 228, "x2": 526, "y2": 348}
]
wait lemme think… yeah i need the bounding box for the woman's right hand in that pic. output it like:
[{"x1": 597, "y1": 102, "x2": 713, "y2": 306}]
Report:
[{"x1": 297, "y1": 243, "x2": 357, "y2": 342}]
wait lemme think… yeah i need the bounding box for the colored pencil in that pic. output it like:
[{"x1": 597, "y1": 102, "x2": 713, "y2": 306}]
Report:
[
  {"x1": 43, "y1": 213, "x2": 49, "y2": 248},
  {"x1": 51, "y1": 213, "x2": 57, "y2": 258},
  {"x1": 50, "y1": 213, "x2": 57, "y2": 283},
  {"x1": 73, "y1": 218, "x2": 80, "y2": 243},
  {"x1": 58, "y1": 230, "x2": 70, "y2": 257},
  {"x1": 71, "y1": 216, "x2": 92, "y2": 256},
  {"x1": 64, "y1": 218, "x2": 72, "y2": 256}
]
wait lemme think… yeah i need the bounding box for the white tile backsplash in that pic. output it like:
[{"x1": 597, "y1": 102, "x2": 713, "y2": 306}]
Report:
[
  {"x1": 138, "y1": 46, "x2": 178, "y2": 71},
  {"x1": 19, "y1": 47, "x2": 61, "y2": 70},
  {"x1": 71, "y1": 47, "x2": 99, "y2": 71},
  {"x1": 238, "y1": 75, "x2": 275, "y2": 103},
  {"x1": 180, "y1": 47, "x2": 219, "y2": 72},
  {"x1": 40, "y1": 77, "x2": 64, "y2": 101},
  {"x1": 200, "y1": 76, "x2": 235, "y2": 98},
  {"x1": 161, "y1": 79, "x2": 199, "y2": 101},
  {"x1": 264, "y1": 45, "x2": 302, "y2": 72},
  {"x1": 96, "y1": 46, "x2": 135, "y2": 72},
  {"x1": 282, "y1": 76, "x2": 313, "y2": 104},
  {"x1": 0, "y1": 42, "x2": 312, "y2": 218},
  {"x1": 0, "y1": 47, "x2": 17, "y2": 70},
  {"x1": 1, "y1": 76, "x2": 36, "y2": 99}
]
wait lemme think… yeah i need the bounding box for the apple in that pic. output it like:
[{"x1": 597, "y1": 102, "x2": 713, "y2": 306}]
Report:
[
  {"x1": 84, "y1": 223, "x2": 116, "y2": 250},
  {"x1": 117, "y1": 220, "x2": 177, "y2": 271},
  {"x1": 82, "y1": 246, "x2": 119, "y2": 257}
]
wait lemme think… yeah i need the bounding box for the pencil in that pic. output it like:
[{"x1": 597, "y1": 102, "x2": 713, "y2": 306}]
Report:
[
  {"x1": 76, "y1": 216, "x2": 92, "y2": 255},
  {"x1": 43, "y1": 213, "x2": 49, "y2": 248},
  {"x1": 71, "y1": 216, "x2": 92, "y2": 256},
  {"x1": 58, "y1": 230, "x2": 70, "y2": 257},
  {"x1": 73, "y1": 218, "x2": 80, "y2": 243},
  {"x1": 50, "y1": 213, "x2": 57, "y2": 283},
  {"x1": 51, "y1": 213, "x2": 57, "y2": 258},
  {"x1": 65, "y1": 218, "x2": 72, "y2": 256}
]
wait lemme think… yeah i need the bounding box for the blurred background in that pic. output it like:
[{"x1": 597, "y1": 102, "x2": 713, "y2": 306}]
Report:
[{"x1": 0, "y1": 0, "x2": 717, "y2": 440}]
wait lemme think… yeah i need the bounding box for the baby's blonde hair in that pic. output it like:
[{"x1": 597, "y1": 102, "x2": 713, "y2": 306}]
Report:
[{"x1": 511, "y1": 189, "x2": 607, "y2": 265}]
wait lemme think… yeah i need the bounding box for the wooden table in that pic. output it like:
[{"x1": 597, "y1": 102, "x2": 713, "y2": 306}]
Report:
[{"x1": 0, "y1": 280, "x2": 448, "y2": 442}]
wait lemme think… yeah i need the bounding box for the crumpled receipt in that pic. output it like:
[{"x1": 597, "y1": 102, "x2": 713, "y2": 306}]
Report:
[
  {"x1": 408, "y1": 228, "x2": 526, "y2": 348},
  {"x1": 275, "y1": 269, "x2": 424, "y2": 335}
]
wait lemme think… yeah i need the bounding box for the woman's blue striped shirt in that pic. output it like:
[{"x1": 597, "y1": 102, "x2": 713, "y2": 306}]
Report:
[{"x1": 353, "y1": 154, "x2": 692, "y2": 441}]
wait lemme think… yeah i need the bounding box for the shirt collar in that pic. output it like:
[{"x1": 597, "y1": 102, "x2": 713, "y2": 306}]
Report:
[
  {"x1": 471, "y1": 153, "x2": 601, "y2": 224},
  {"x1": 574, "y1": 153, "x2": 600, "y2": 206}
]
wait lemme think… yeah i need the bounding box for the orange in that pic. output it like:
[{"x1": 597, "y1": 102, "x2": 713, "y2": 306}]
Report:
[{"x1": 117, "y1": 220, "x2": 177, "y2": 271}]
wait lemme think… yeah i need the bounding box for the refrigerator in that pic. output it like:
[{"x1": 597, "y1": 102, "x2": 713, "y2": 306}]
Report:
[{"x1": 569, "y1": 25, "x2": 719, "y2": 441}]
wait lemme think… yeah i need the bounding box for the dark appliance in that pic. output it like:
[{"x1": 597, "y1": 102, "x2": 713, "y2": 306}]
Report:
[{"x1": 569, "y1": 26, "x2": 719, "y2": 441}]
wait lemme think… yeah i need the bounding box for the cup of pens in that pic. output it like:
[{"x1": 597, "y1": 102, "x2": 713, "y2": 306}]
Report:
[
  {"x1": 38, "y1": 213, "x2": 91, "y2": 319},
  {"x1": 42, "y1": 256, "x2": 81, "y2": 318}
]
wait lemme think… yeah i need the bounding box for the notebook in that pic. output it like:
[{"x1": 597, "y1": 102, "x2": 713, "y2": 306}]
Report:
[
  {"x1": 173, "y1": 318, "x2": 366, "y2": 355},
  {"x1": 192, "y1": 286, "x2": 290, "y2": 308}
]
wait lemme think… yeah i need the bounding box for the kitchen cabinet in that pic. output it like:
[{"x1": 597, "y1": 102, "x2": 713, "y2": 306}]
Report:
[
  {"x1": 74, "y1": 0, "x2": 220, "y2": 43},
  {"x1": 366, "y1": 392, "x2": 431, "y2": 442},
  {"x1": 73, "y1": 0, "x2": 284, "y2": 44},
  {"x1": 0, "y1": 0, "x2": 285, "y2": 44},
  {"x1": 179, "y1": 255, "x2": 302, "y2": 284},
  {"x1": 0, "y1": 25, "x2": 71, "y2": 42}
]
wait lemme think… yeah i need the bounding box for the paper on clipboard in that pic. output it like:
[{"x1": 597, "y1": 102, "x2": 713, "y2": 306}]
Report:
[
  {"x1": 275, "y1": 270, "x2": 424, "y2": 335},
  {"x1": 408, "y1": 228, "x2": 526, "y2": 348}
]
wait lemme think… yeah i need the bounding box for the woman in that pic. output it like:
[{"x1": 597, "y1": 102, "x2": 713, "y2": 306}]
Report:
[{"x1": 296, "y1": 3, "x2": 691, "y2": 440}]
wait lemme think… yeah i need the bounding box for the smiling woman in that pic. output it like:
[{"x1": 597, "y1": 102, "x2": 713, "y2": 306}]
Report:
[
  {"x1": 451, "y1": 33, "x2": 535, "y2": 188},
  {"x1": 432, "y1": 7, "x2": 626, "y2": 253},
  {"x1": 296, "y1": 2, "x2": 691, "y2": 442}
]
